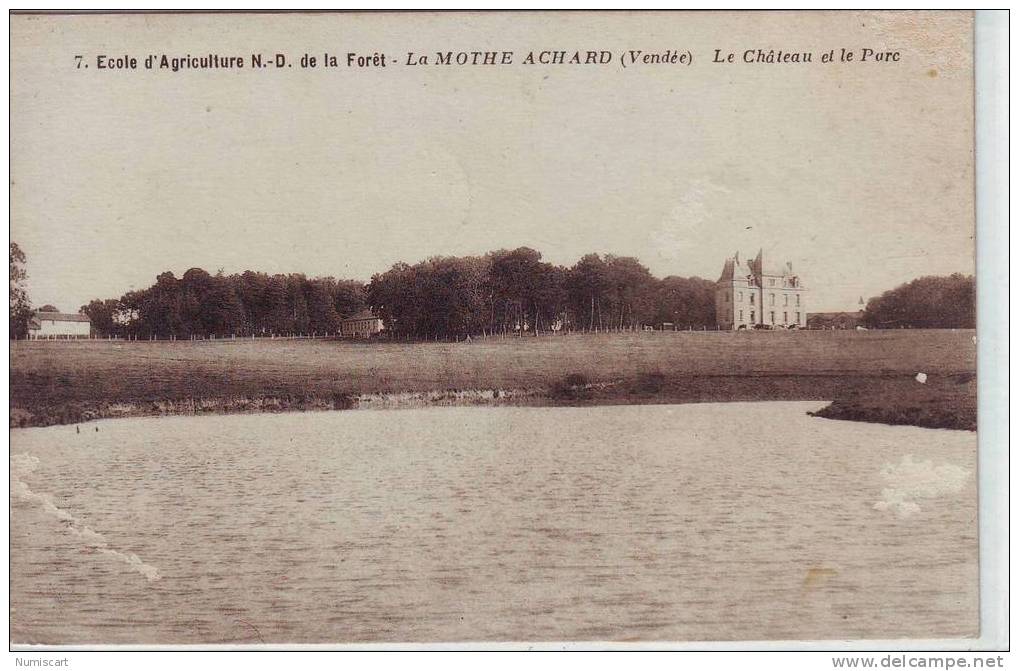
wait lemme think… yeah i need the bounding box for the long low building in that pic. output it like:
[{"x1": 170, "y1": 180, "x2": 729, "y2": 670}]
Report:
[
  {"x1": 29, "y1": 311, "x2": 92, "y2": 338},
  {"x1": 339, "y1": 309, "x2": 384, "y2": 338},
  {"x1": 806, "y1": 311, "x2": 864, "y2": 330}
]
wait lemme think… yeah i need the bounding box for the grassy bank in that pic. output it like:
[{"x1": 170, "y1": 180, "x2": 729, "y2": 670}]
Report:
[{"x1": 9, "y1": 330, "x2": 977, "y2": 430}]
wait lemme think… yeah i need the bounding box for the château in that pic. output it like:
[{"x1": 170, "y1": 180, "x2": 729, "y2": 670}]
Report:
[{"x1": 715, "y1": 250, "x2": 806, "y2": 330}]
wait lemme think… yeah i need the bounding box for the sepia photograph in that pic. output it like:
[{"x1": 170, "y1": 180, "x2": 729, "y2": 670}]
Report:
[{"x1": 6, "y1": 9, "x2": 1008, "y2": 656}]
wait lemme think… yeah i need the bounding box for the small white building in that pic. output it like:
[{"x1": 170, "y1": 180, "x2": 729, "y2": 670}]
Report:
[
  {"x1": 339, "y1": 309, "x2": 384, "y2": 338},
  {"x1": 29, "y1": 311, "x2": 92, "y2": 338}
]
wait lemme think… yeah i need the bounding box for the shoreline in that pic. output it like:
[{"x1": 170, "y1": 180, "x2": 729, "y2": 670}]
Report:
[
  {"x1": 10, "y1": 332, "x2": 977, "y2": 432},
  {"x1": 9, "y1": 372, "x2": 977, "y2": 431}
]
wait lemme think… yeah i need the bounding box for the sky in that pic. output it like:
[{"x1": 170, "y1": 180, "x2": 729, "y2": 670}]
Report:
[{"x1": 11, "y1": 11, "x2": 974, "y2": 313}]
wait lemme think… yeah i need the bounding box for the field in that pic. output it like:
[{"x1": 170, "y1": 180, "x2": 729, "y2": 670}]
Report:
[{"x1": 9, "y1": 329, "x2": 977, "y2": 430}]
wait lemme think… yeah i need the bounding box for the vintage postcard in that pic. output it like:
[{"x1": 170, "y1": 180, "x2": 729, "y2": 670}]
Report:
[{"x1": 7, "y1": 10, "x2": 1002, "y2": 651}]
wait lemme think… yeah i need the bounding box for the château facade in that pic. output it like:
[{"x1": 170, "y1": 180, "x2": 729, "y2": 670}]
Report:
[{"x1": 715, "y1": 250, "x2": 806, "y2": 329}]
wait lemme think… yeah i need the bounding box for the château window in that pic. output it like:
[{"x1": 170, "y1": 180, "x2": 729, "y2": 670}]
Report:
[
  {"x1": 783, "y1": 295, "x2": 789, "y2": 306},
  {"x1": 783, "y1": 312, "x2": 788, "y2": 323},
  {"x1": 738, "y1": 291, "x2": 743, "y2": 301},
  {"x1": 770, "y1": 294, "x2": 775, "y2": 306},
  {"x1": 739, "y1": 310, "x2": 743, "y2": 321},
  {"x1": 796, "y1": 295, "x2": 801, "y2": 306},
  {"x1": 769, "y1": 279, "x2": 775, "y2": 286},
  {"x1": 750, "y1": 294, "x2": 755, "y2": 305},
  {"x1": 795, "y1": 311, "x2": 800, "y2": 323},
  {"x1": 770, "y1": 311, "x2": 775, "y2": 323},
  {"x1": 750, "y1": 311, "x2": 755, "y2": 322}
]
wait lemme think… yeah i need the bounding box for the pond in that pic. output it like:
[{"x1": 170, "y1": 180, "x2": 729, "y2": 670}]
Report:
[{"x1": 10, "y1": 402, "x2": 977, "y2": 644}]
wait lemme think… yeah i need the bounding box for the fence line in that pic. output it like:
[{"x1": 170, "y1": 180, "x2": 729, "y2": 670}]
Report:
[
  {"x1": 20, "y1": 332, "x2": 341, "y2": 343},
  {"x1": 18, "y1": 324, "x2": 889, "y2": 343}
]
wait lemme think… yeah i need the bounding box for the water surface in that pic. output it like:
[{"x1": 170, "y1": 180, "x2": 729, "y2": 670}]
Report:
[{"x1": 10, "y1": 403, "x2": 978, "y2": 643}]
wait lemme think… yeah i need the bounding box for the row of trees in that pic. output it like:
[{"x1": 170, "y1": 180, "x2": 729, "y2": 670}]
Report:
[
  {"x1": 366, "y1": 247, "x2": 717, "y2": 339},
  {"x1": 861, "y1": 273, "x2": 975, "y2": 329},
  {"x1": 74, "y1": 248, "x2": 716, "y2": 340},
  {"x1": 82, "y1": 269, "x2": 366, "y2": 338}
]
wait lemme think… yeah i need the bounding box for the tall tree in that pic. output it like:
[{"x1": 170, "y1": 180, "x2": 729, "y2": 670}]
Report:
[
  {"x1": 330, "y1": 278, "x2": 368, "y2": 318},
  {"x1": 368, "y1": 261, "x2": 425, "y2": 338},
  {"x1": 651, "y1": 276, "x2": 717, "y2": 328},
  {"x1": 233, "y1": 270, "x2": 270, "y2": 335},
  {"x1": 81, "y1": 299, "x2": 121, "y2": 337},
  {"x1": 9, "y1": 242, "x2": 32, "y2": 339},
  {"x1": 567, "y1": 254, "x2": 610, "y2": 330},
  {"x1": 286, "y1": 275, "x2": 311, "y2": 335},
  {"x1": 145, "y1": 271, "x2": 185, "y2": 337},
  {"x1": 487, "y1": 247, "x2": 545, "y2": 333},
  {"x1": 604, "y1": 255, "x2": 655, "y2": 328},
  {"x1": 305, "y1": 278, "x2": 340, "y2": 335}
]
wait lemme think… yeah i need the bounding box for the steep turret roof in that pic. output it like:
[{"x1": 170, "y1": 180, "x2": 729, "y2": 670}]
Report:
[
  {"x1": 745, "y1": 249, "x2": 800, "y2": 277},
  {"x1": 717, "y1": 251, "x2": 751, "y2": 283},
  {"x1": 719, "y1": 249, "x2": 802, "y2": 285}
]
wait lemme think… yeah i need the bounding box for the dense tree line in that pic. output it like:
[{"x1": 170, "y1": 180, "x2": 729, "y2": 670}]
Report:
[
  {"x1": 862, "y1": 273, "x2": 975, "y2": 329},
  {"x1": 366, "y1": 247, "x2": 717, "y2": 339},
  {"x1": 78, "y1": 249, "x2": 718, "y2": 340},
  {"x1": 82, "y1": 269, "x2": 366, "y2": 338}
]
